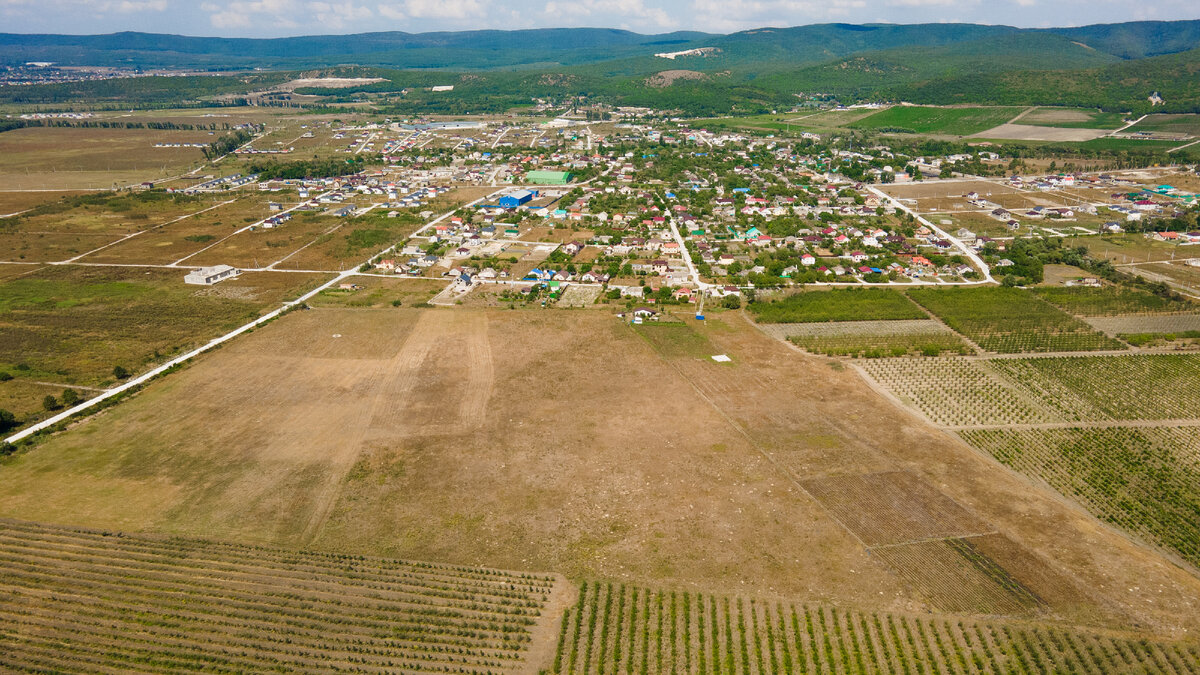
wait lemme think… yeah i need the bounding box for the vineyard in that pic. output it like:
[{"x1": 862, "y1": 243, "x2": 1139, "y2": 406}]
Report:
[
  {"x1": 769, "y1": 319, "x2": 972, "y2": 357},
  {"x1": 1085, "y1": 314, "x2": 1200, "y2": 335},
  {"x1": 788, "y1": 332, "x2": 971, "y2": 358},
  {"x1": 987, "y1": 354, "x2": 1200, "y2": 422},
  {"x1": 859, "y1": 358, "x2": 1060, "y2": 427},
  {"x1": 749, "y1": 288, "x2": 925, "y2": 324},
  {"x1": 552, "y1": 581, "x2": 1200, "y2": 674},
  {"x1": 0, "y1": 519, "x2": 563, "y2": 674},
  {"x1": 907, "y1": 287, "x2": 1124, "y2": 353},
  {"x1": 861, "y1": 354, "x2": 1200, "y2": 427},
  {"x1": 959, "y1": 427, "x2": 1200, "y2": 569},
  {"x1": 1034, "y1": 287, "x2": 1194, "y2": 317}
]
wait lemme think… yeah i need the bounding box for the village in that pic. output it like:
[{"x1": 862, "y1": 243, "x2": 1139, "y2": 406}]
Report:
[{"x1": 166, "y1": 114, "x2": 1200, "y2": 311}]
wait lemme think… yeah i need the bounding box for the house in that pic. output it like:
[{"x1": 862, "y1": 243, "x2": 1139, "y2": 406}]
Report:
[
  {"x1": 455, "y1": 272, "x2": 474, "y2": 289},
  {"x1": 651, "y1": 260, "x2": 671, "y2": 274},
  {"x1": 184, "y1": 265, "x2": 239, "y2": 285},
  {"x1": 562, "y1": 241, "x2": 585, "y2": 255},
  {"x1": 672, "y1": 287, "x2": 695, "y2": 301}
]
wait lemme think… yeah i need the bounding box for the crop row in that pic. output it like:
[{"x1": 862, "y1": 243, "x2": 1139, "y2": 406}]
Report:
[
  {"x1": 1034, "y1": 287, "x2": 1194, "y2": 317},
  {"x1": 908, "y1": 287, "x2": 1125, "y2": 353},
  {"x1": 862, "y1": 354, "x2": 1200, "y2": 427},
  {"x1": 0, "y1": 519, "x2": 557, "y2": 673},
  {"x1": 552, "y1": 582, "x2": 1200, "y2": 674},
  {"x1": 790, "y1": 333, "x2": 971, "y2": 358},
  {"x1": 960, "y1": 426, "x2": 1200, "y2": 569},
  {"x1": 987, "y1": 354, "x2": 1200, "y2": 422},
  {"x1": 859, "y1": 358, "x2": 1058, "y2": 427}
]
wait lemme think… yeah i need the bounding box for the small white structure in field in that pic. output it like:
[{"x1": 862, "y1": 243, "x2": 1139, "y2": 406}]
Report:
[{"x1": 185, "y1": 265, "x2": 240, "y2": 285}]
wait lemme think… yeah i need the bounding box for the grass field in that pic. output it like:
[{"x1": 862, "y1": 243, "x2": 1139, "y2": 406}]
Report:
[
  {"x1": 0, "y1": 265, "x2": 329, "y2": 427},
  {"x1": 1126, "y1": 114, "x2": 1200, "y2": 136},
  {"x1": 0, "y1": 127, "x2": 212, "y2": 189},
  {"x1": 556, "y1": 581, "x2": 1200, "y2": 675},
  {"x1": 1077, "y1": 138, "x2": 1184, "y2": 153},
  {"x1": 0, "y1": 518, "x2": 567, "y2": 673},
  {"x1": 907, "y1": 287, "x2": 1125, "y2": 353},
  {"x1": 848, "y1": 106, "x2": 1022, "y2": 136},
  {"x1": 749, "y1": 288, "x2": 925, "y2": 324}
]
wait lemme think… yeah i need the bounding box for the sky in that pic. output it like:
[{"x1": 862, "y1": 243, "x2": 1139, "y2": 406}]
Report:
[{"x1": 2, "y1": 0, "x2": 1199, "y2": 38}]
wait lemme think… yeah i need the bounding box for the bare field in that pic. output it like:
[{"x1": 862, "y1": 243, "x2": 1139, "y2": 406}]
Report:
[
  {"x1": 972, "y1": 124, "x2": 1111, "y2": 142},
  {"x1": 2, "y1": 308, "x2": 1200, "y2": 636}
]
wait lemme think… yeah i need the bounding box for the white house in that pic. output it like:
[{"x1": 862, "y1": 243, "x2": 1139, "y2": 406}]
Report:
[{"x1": 185, "y1": 265, "x2": 240, "y2": 285}]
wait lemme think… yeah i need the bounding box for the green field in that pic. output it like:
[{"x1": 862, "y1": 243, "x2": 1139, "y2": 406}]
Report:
[
  {"x1": 749, "y1": 288, "x2": 925, "y2": 323},
  {"x1": 1126, "y1": 114, "x2": 1200, "y2": 136},
  {"x1": 555, "y1": 580, "x2": 1200, "y2": 675},
  {"x1": 788, "y1": 332, "x2": 971, "y2": 358},
  {"x1": 848, "y1": 106, "x2": 1022, "y2": 136},
  {"x1": 1034, "y1": 286, "x2": 1194, "y2": 316},
  {"x1": 906, "y1": 287, "x2": 1124, "y2": 353},
  {"x1": 1077, "y1": 138, "x2": 1184, "y2": 152}
]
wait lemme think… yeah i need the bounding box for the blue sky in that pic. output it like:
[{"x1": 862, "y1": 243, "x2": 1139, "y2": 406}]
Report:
[{"x1": 2, "y1": 0, "x2": 1198, "y2": 37}]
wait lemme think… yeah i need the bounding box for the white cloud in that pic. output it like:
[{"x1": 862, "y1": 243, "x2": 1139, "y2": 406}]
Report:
[
  {"x1": 402, "y1": 0, "x2": 482, "y2": 18},
  {"x1": 543, "y1": 0, "x2": 677, "y2": 29},
  {"x1": 201, "y1": 0, "x2": 301, "y2": 28}
]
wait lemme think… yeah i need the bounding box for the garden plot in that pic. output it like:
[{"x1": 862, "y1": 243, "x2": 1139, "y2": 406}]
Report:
[
  {"x1": 961, "y1": 426, "x2": 1200, "y2": 569},
  {"x1": 558, "y1": 284, "x2": 602, "y2": 307},
  {"x1": 859, "y1": 358, "x2": 1061, "y2": 427},
  {"x1": 801, "y1": 471, "x2": 991, "y2": 547},
  {"x1": 553, "y1": 581, "x2": 1199, "y2": 675},
  {"x1": 0, "y1": 518, "x2": 565, "y2": 673}
]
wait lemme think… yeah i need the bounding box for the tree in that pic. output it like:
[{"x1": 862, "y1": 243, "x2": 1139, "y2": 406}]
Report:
[
  {"x1": 0, "y1": 409, "x2": 16, "y2": 433},
  {"x1": 721, "y1": 295, "x2": 742, "y2": 310},
  {"x1": 61, "y1": 389, "x2": 80, "y2": 406},
  {"x1": 42, "y1": 395, "x2": 61, "y2": 412},
  {"x1": 112, "y1": 365, "x2": 130, "y2": 380}
]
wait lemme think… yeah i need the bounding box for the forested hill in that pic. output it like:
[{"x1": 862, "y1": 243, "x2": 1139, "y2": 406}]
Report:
[{"x1": 3, "y1": 20, "x2": 1200, "y2": 71}]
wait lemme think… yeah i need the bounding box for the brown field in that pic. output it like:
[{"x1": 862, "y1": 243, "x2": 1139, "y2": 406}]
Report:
[
  {"x1": 3, "y1": 307, "x2": 1200, "y2": 638},
  {"x1": 0, "y1": 127, "x2": 214, "y2": 189},
  {"x1": 308, "y1": 275, "x2": 446, "y2": 307},
  {"x1": 272, "y1": 217, "x2": 424, "y2": 271},
  {"x1": 972, "y1": 124, "x2": 1109, "y2": 142},
  {"x1": 185, "y1": 215, "x2": 344, "y2": 269},
  {"x1": 879, "y1": 180, "x2": 1020, "y2": 201},
  {"x1": 801, "y1": 471, "x2": 990, "y2": 547},
  {"x1": 0, "y1": 190, "x2": 92, "y2": 217},
  {"x1": 0, "y1": 231, "x2": 122, "y2": 262},
  {"x1": 80, "y1": 197, "x2": 273, "y2": 265}
]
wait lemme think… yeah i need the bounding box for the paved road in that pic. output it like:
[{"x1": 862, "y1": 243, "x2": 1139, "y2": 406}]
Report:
[{"x1": 867, "y1": 185, "x2": 995, "y2": 284}]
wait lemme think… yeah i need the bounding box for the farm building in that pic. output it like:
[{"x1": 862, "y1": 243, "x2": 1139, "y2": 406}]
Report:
[
  {"x1": 498, "y1": 190, "x2": 534, "y2": 208},
  {"x1": 184, "y1": 265, "x2": 240, "y2": 286},
  {"x1": 525, "y1": 170, "x2": 573, "y2": 185}
]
